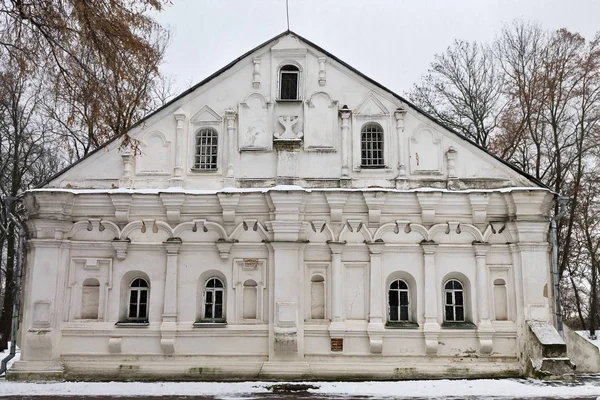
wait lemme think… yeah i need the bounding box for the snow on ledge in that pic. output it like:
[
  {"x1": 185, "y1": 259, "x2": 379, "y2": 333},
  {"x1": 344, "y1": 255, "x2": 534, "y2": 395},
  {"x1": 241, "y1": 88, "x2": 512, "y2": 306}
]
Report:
[
  {"x1": 576, "y1": 330, "x2": 600, "y2": 349},
  {"x1": 26, "y1": 185, "x2": 551, "y2": 196},
  {"x1": 1, "y1": 379, "x2": 600, "y2": 397}
]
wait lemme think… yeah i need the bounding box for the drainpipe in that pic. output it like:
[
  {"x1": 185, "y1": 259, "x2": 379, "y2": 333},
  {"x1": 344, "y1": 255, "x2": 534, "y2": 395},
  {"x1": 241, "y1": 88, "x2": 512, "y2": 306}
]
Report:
[
  {"x1": 0, "y1": 197, "x2": 25, "y2": 376},
  {"x1": 551, "y1": 196, "x2": 569, "y2": 338}
]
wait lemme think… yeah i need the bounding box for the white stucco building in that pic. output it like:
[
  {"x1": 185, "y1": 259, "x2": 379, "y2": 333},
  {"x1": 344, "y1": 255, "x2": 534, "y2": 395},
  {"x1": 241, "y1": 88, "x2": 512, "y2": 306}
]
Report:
[{"x1": 11, "y1": 32, "x2": 571, "y2": 380}]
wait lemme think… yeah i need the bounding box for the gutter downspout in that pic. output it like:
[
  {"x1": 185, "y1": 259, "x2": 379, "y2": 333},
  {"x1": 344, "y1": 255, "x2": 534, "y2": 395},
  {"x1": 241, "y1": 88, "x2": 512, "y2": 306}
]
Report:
[
  {"x1": 0, "y1": 198, "x2": 25, "y2": 376},
  {"x1": 551, "y1": 196, "x2": 569, "y2": 338}
]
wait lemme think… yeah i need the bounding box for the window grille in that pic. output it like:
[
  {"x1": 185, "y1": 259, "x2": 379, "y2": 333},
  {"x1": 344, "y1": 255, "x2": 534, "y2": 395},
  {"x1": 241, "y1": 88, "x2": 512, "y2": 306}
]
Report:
[
  {"x1": 389, "y1": 280, "x2": 410, "y2": 322},
  {"x1": 204, "y1": 277, "x2": 224, "y2": 321},
  {"x1": 444, "y1": 279, "x2": 465, "y2": 322},
  {"x1": 361, "y1": 123, "x2": 384, "y2": 167},
  {"x1": 279, "y1": 65, "x2": 299, "y2": 100},
  {"x1": 128, "y1": 278, "x2": 149, "y2": 321},
  {"x1": 194, "y1": 128, "x2": 218, "y2": 170}
]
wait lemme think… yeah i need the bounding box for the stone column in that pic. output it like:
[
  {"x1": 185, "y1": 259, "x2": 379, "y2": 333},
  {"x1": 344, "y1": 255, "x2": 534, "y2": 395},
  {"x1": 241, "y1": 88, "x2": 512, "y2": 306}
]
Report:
[
  {"x1": 119, "y1": 153, "x2": 133, "y2": 188},
  {"x1": 339, "y1": 107, "x2": 352, "y2": 183},
  {"x1": 172, "y1": 109, "x2": 186, "y2": 187},
  {"x1": 328, "y1": 242, "x2": 345, "y2": 337},
  {"x1": 225, "y1": 109, "x2": 237, "y2": 185},
  {"x1": 421, "y1": 242, "x2": 440, "y2": 355},
  {"x1": 394, "y1": 107, "x2": 407, "y2": 189},
  {"x1": 161, "y1": 238, "x2": 182, "y2": 355},
  {"x1": 367, "y1": 242, "x2": 385, "y2": 354},
  {"x1": 474, "y1": 242, "x2": 494, "y2": 354}
]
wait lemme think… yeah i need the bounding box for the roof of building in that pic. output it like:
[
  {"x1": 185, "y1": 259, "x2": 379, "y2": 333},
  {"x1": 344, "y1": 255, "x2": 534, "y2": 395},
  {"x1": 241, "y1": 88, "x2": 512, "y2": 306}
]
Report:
[{"x1": 41, "y1": 30, "x2": 549, "y2": 190}]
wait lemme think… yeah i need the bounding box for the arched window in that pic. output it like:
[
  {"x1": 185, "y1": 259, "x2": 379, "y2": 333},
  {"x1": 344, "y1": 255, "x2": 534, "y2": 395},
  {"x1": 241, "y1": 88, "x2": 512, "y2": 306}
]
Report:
[
  {"x1": 194, "y1": 128, "x2": 218, "y2": 170},
  {"x1": 242, "y1": 280, "x2": 258, "y2": 320},
  {"x1": 204, "y1": 277, "x2": 225, "y2": 321},
  {"x1": 310, "y1": 275, "x2": 325, "y2": 319},
  {"x1": 494, "y1": 278, "x2": 508, "y2": 321},
  {"x1": 389, "y1": 280, "x2": 410, "y2": 322},
  {"x1": 128, "y1": 278, "x2": 149, "y2": 322},
  {"x1": 279, "y1": 64, "x2": 300, "y2": 100},
  {"x1": 444, "y1": 279, "x2": 464, "y2": 322},
  {"x1": 361, "y1": 123, "x2": 384, "y2": 168},
  {"x1": 81, "y1": 278, "x2": 100, "y2": 319}
]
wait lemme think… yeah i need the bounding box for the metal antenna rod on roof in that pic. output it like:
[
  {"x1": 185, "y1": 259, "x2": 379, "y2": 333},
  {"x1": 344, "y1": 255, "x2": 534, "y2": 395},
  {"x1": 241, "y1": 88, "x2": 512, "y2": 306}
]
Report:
[{"x1": 286, "y1": 0, "x2": 290, "y2": 30}]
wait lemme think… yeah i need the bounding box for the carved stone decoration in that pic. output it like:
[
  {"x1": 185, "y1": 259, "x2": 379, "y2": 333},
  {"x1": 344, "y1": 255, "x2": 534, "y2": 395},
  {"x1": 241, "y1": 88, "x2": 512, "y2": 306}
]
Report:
[
  {"x1": 469, "y1": 193, "x2": 490, "y2": 225},
  {"x1": 136, "y1": 131, "x2": 171, "y2": 176},
  {"x1": 109, "y1": 194, "x2": 132, "y2": 224},
  {"x1": 239, "y1": 93, "x2": 271, "y2": 151},
  {"x1": 217, "y1": 192, "x2": 240, "y2": 225},
  {"x1": 252, "y1": 57, "x2": 261, "y2": 88},
  {"x1": 409, "y1": 126, "x2": 443, "y2": 175},
  {"x1": 362, "y1": 192, "x2": 386, "y2": 227},
  {"x1": 173, "y1": 108, "x2": 186, "y2": 185},
  {"x1": 160, "y1": 193, "x2": 185, "y2": 224},
  {"x1": 394, "y1": 107, "x2": 408, "y2": 181},
  {"x1": 304, "y1": 92, "x2": 337, "y2": 150},
  {"x1": 224, "y1": 108, "x2": 237, "y2": 180},
  {"x1": 318, "y1": 57, "x2": 326, "y2": 86},
  {"x1": 416, "y1": 192, "x2": 442, "y2": 225},
  {"x1": 276, "y1": 115, "x2": 302, "y2": 140},
  {"x1": 325, "y1": 193, "x2": 349, "y2": 223},
  {"x1": 111, "y1": 239, "x2": 129, "y2": 260},
  {"x1": 352, "y1": 93, "x2": 390, "y2": 171}
]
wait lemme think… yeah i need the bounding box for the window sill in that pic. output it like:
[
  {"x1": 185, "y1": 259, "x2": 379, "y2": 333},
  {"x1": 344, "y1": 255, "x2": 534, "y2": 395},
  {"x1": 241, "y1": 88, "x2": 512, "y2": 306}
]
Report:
[
  {"x1": 115, "y1": 321, "x2": 149, "y2": 327},
  {"x1": 360, "y1": 165, "x2": 387, "y2": 169},
  {"x1": 386, "y1": 322, "x2": 419, "y2": 329},
  {"x1": 190, "y1": 168, "x2": 220, "y2": 174},
  {"x1": 441, "y1": 322, "x2": 476, "y2": 329},
  {"x1": 193, "y1": 321, "x2": 227, "y2": 328},
  {"x1": 276, "y1": 98, "x2": 303, "y2": 103}
]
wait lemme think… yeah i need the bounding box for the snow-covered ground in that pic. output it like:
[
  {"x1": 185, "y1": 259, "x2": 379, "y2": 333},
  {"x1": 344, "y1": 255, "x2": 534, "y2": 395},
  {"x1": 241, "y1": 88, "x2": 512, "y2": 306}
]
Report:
[
  {"x1": 577, "y1": 330, "x2": 600, "y2": 349},
  {"x1": 0, "y1": 341, "x2": 19, "y2": 374},
  {"x1": 0, "y1": 379, "x2": 600, "y2": 398}
]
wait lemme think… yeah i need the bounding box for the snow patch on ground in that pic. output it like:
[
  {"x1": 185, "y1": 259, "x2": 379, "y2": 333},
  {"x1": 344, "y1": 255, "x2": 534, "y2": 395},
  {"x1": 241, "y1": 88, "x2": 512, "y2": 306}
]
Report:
[
  {"x1": 576, "y1": 330, "x2": 600, "y2": 349},
  {"x1": 0, "y1": 379, "x2": 600, "y2": 397}
]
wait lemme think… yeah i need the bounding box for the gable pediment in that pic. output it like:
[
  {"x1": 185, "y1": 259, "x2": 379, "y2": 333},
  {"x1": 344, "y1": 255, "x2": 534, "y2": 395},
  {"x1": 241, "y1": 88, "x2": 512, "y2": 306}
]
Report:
[
  {"x1": 190, "y1": 105, "x2": 222, "y2": 125},
  {"x1": 354, "y1": 93, "x2": 389, "y2": 117}
]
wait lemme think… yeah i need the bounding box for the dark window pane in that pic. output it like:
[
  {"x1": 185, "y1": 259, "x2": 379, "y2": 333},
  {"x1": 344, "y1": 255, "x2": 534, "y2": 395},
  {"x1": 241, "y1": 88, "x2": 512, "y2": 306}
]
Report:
[
  {"x1": 215, "y1": 279, "x2": 223, "y2": 288},
  {"x1": 400, "y1": 291, "x2": 408, "y2": 305},
  {"x1": 400, "y1": 306, "x2": 409, "y2": 321},
  {"x1": 445, "y1": 281, "x2": 453, "y2": 290},
  {"x1": 390, "y1": 306, "x2": 398, "y2": 321},
  {"x1": 139, "y1": 304, "x2": 147, "y2": 319},
  {"x1": 390, "y1": 280, "x2": 399, "y2": 290},
  {"x1": 215, "y1": 304, "x2": 223, "y2": 319},
  {"x1": 455, "y1": 291, "x2": 463, "y2": 306},
  {"x1": 446, "y1": 292, "x2": 453, "y2": 305},
  {"x1": 398, "y1": 281, "x2": 408, "y2": 289},
  {"x1": 205, "y1": 304, "x2": 212, "y2": 319},
  {"x1": 215, "y1": 290, "x2": 223, "y2": 305},
  {"x1": 206, "y1": 291, "x2": 213, "y2": 304},
  {"x1": 129, "y1": 304, "x2": 137, "y2": 318},
  {"x1": 445, "y1": 306, "x2": 454, "y2": 321},
  {"x1": 140, "y1": 290, "x2": 147, "y2": 303},
  {"x1": 280, "y1": 72, "x2": 298, "y2": 99},
  {"x1": 389, "y1": 290, "x2": 398, "y2": 306},
  {"x1": 207, "y1": 279, "x2": 215, "y2": 288},
  {"x1": 456, "y1": 306, "x2": 464, "y2": 321},
  {"x1": 130, "y1": 290, "x2": 138, "y2": 303}
]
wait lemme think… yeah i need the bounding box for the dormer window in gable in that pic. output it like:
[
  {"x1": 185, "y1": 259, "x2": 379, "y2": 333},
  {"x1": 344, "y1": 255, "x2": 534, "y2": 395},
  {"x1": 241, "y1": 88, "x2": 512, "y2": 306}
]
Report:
[
  {"x1": 279, "y1": 64, "x2": 300, "y2": 100},
  {"x1": 361, "y1": 123, "x2": 385, "y2": 168},
  {"x1": 194, "y1": 127, "x2": 219, "y2": 171}
]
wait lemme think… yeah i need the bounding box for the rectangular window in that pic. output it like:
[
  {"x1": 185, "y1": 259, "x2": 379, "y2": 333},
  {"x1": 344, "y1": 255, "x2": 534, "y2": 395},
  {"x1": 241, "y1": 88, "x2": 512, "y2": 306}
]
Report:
[
  {"x1": 280, "y1": 72, "x2": 298, "y2": 100},
  {"x1": 194, "y1": 129, "x2": 218, "y2": 170}
]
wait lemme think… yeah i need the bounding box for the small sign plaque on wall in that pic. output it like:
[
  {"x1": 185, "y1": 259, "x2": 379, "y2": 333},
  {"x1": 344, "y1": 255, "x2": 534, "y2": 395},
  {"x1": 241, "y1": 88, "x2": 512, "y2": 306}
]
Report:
[
  {"x1": 243, "y1": 258, "x2": 259, "y2": 269},
  {"x1": 331, "y1": 338, "x2": 343, "y2": 352}
]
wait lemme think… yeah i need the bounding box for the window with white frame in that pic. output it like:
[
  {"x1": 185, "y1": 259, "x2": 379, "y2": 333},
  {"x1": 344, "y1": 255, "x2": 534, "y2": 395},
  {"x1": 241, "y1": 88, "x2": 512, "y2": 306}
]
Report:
[
  {"x1": 444, "y1": 279, "x2": 465, "y2": 322},
  {"x1": 388, "y1": 279, "x2": 410, "y2": 322},
  {"x1": 194, "y1": 128, "x2": 218, "y2": 170},
  {"x1": 204, "y1": 277, "x2": 225, "y2": 321},
  {"x1": 128, "y1": 278, "x2": 149, "y2": 322},
  {"x1": 361, "y1": 123, "x2": 384, "y2": 168},
  {"x1": 279, "y1": 64, "x2": 300, "y2": 100}
]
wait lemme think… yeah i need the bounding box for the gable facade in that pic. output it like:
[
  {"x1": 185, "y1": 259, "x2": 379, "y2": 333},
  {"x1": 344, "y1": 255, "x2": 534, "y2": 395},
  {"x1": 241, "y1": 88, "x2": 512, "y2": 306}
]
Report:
[{"x1": 11, "y1": 32, "x2": 562, "y2": 380}]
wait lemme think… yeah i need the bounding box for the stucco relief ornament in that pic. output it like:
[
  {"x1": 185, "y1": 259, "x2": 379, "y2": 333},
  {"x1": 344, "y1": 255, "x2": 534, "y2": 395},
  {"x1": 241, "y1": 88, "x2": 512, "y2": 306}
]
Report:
[{"x1": 277, "y1": 115, "x2": 303, "y2": 140}]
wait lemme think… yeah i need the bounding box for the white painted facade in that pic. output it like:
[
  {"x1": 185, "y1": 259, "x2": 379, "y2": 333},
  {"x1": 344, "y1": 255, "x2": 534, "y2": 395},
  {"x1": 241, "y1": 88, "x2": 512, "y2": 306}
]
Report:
[{"x1": 12, "y1": 32, "x2": 560, "y2": 380}]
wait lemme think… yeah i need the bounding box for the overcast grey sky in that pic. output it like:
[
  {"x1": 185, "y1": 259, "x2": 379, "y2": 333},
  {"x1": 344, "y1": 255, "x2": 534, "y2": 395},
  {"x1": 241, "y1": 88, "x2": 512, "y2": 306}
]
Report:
[{"x1": 156, "y1": 0, "x2": 600, "y2": 97}]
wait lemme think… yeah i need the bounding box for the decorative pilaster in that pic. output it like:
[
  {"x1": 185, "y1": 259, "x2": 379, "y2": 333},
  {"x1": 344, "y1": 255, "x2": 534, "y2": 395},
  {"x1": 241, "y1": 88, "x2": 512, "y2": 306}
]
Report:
[
  {"x1": 119, "y1": 153, "x2": 133, "y2": 188},
  {"x1": 252, "y1": 58, "x2": 261, "y2": 88},
  {"x1": 225, "y1": 108, "x2": 237, "y2": 184},
  {"x1": 172, "y1": 108, "x2": 186, "y2": 187},
  {"x1": 318, "y1": 57, "x2": 327, "y2": 86},
  {"x1": 367, "y1": 242, "x2": 385, "y2": 354},
  {"x1": 328, "y1": 242, "x2": 346, "y2": 343},
  {"x1": 161, "y1": 238, "x2": 182, "y2": 355},
  {"x1": 394, "y1": 107, "x2": 408, "y2": 189},
  {"x1": 446, "y1": 146, "x2": 458, "y2": 190},
  {"x1": 339, "y1": 106, "x2": 352, "y2": 185},
  {"x1": 421, "y1": 242, "x2": 440, "y2": 355},
  {"x1": 474, "y1": 242, "x2": 494, "y2": 354}
]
